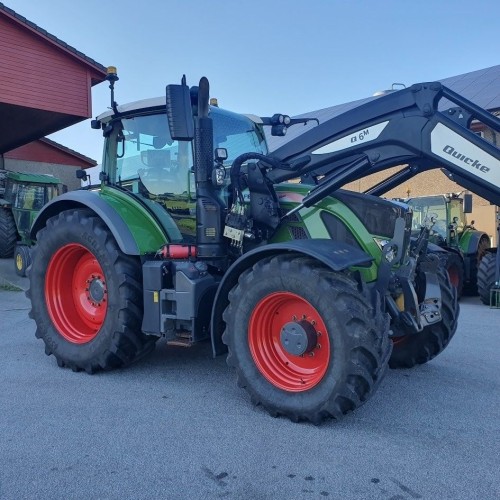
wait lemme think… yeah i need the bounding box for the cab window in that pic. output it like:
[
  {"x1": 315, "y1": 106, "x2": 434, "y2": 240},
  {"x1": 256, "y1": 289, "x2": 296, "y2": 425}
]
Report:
[{"x1": 116, "y1": 113, "x2": 192, "y2": 198}]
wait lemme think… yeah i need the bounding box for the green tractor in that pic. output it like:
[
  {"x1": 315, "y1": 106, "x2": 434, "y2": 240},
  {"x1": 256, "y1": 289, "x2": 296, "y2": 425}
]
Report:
[
  {"x1": 26, "y1": 72, "x2": 500, "y2": 423},
  {"x1": 0, "y1": 170, "x2": 62, "y2": 276},
  {"x1": 405, "y1": 193, "x2": 491, "y2": 297}
]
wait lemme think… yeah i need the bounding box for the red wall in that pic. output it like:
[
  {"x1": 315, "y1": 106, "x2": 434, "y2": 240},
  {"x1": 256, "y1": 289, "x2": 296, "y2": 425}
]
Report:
[
  {"x1": 0, "y1": 15, "x2": 92, "y2": 117},
  {"x1": 5, "y1": 140, "x2": 94, "y2": 168}
]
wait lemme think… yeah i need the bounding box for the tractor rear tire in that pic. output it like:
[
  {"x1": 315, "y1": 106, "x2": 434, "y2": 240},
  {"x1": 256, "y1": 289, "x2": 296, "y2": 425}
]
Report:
[
  {"x1": 0, "y1": 209, "x2": 17, "y2": 258},
  {"x1": 222, "y1": 255, "x2": 391, "y2": 423},
  {"x1": 14, "y1": 244, "x2": 31, "y2": 277},
  {"x1": 477, "y1": 252, "x2": 497, "y2": 305},
  {"x1": 389, "y1": 260, "x2": 459, "y2": 369},
  {"x1": 443, "y1": 252, "x2": 464, "y2": 299},
  {"x1": 27, "y1": 209, "x2": 156, "y2": 373},
  {"x1": 465, "y1": 235, "x2": 491, "y2": 296}
]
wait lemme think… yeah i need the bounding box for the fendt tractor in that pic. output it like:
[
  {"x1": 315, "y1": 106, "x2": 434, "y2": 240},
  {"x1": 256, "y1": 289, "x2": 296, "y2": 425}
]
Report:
[
  {"x1": 26, "y1": 70, "x2": 499, "y2": 423},
  {"x1": 402, "y1": 193, "x2": 490, "y2": 298}
]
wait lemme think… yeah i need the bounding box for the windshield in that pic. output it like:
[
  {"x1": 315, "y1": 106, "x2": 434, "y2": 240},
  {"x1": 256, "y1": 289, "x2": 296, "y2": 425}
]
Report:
[
  {"x1": 211, "y1": 107, "x2": 268, "y2": 163},
  {"x1": 105, "y1": 107, "x2": 267, "y2": 193}
]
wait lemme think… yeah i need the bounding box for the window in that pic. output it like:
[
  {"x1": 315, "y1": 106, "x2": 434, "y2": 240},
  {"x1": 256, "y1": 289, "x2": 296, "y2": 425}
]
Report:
[{"x1": 116, "y1": 113, "x2": 192, "y2": 198}]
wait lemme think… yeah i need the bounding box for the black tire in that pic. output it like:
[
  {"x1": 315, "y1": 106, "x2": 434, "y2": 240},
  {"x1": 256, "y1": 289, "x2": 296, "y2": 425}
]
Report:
[
  {"x1": 14, "y1": 244, "x2": 31, "y2": 277},
  {"x1": 0, "y1": 208, "x2": 17, "y2": 258},
  {"x1": 465, "y1": 235, "x2": 491, "y2": 296},
  {"x1": 389, "y1": 260, "x2": 459, "y2": 368},
  {"x1": 477, "y1": 252, "x2": 497, "y2": 305},
  {"x1": 27, "y1": 209, "x2": 156, "y2": 373},
  {"x1": 222, "y1": 255, "x2": 392, "y2": 423},
  {"x1": 443, "y1": 251, "x2": 464, "y2": 299}
]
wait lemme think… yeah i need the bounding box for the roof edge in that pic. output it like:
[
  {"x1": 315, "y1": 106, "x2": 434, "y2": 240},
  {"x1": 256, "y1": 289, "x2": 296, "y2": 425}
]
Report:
[{"x1": 39, "y1": 137, "x2": 97, "y2": 167}]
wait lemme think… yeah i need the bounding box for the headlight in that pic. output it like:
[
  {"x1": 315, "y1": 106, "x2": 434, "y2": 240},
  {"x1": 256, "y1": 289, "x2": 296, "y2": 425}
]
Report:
[
  {"x1": 373, "y1": 237, "x2": 391, "y2": 251},
  {"x1": 374, "y1": 238, "x2": 398, "y2": 263}
]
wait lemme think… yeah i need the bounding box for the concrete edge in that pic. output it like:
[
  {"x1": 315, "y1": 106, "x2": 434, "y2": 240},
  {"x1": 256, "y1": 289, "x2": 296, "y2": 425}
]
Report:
[{"x1": 0, "y1": 276, "x2": 24, "y2": 292}]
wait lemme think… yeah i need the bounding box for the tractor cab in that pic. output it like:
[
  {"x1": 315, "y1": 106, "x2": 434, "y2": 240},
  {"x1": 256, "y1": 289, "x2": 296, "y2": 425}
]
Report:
[
  {"x1": 97, "y1": 101, "x2": 267, "y2": 243},
  {"x1": 3, "y1": 171, "x2": 62, "y2": 241},
  {"x1": 406, "y1": 193, "x2": 471, "y2": 248},
  {"x1": 0, "y1": 171, "x2": 63, "y2": 275}
]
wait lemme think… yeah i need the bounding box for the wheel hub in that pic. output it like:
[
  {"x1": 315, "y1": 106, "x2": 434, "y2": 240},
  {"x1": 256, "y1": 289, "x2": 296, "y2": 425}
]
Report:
[
  {"x1": 89, "y1": 277, "x2": 105, "y2": 303},
  {"x1": 280, "y1": 320, "x2": 318, "y2": 356}
]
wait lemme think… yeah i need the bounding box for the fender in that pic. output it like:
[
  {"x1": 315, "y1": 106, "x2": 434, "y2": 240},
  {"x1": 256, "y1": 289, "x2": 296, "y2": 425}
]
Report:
[
  {"x1": 210, "y1": 239, "x2": 373, "y2": 356},
  {"x1": 460, "y1": 229, "x2": 490, "y2": 256},
  {"x1": 459, "y1": 230, "x2": 490, "y2": 281},
  {"x1": 30, "y1": 189, "x2": 175, "y2": 255}
]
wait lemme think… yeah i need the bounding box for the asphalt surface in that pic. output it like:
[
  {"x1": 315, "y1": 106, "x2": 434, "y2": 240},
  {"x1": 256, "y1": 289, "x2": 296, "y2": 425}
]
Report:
[{"x1": 0, "y1": 257, "x2": 499, "y2": 500}]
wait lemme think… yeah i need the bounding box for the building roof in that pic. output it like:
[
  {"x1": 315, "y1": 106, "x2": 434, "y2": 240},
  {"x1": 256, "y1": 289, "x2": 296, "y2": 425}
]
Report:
[
  {"x1": 440, "y1": 64, "x2": 500, "y2": 111},
  {"x1": 0, "y1": 2, "x2": 106, "y2": 81},
  {"x1": 267, "y1": 65, "x2": 500, "y2": 151},
  {"x1": 39, "y1": 137, "x2": 97, "y2": 167},
  {"x1": 5, "y1": 137, "x2": 97, "y2": 168}
]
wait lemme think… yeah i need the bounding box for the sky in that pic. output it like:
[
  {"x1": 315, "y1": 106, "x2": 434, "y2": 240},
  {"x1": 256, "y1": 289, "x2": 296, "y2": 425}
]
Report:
[{"x1": 4, "y1": 0, "x2": 500, "y2": 163}]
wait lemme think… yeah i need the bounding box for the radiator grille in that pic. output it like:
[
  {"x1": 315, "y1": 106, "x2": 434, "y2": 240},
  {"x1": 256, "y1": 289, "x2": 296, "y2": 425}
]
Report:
[
  {"x1": 320, "y1": 212, "x2": 362, "y2": 250},
  {"x1": 288, "y1": 226, "x2": 308, "y2": 240}
]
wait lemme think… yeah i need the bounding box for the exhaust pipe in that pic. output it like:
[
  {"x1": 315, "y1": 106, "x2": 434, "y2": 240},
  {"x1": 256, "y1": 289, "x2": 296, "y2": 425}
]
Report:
[{"x1": 194, "y1": 77, "x2": 226, "y2": 259}]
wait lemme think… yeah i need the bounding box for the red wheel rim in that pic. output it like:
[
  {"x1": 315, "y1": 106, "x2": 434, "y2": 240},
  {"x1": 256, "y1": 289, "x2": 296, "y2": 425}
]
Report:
[
  {"x1": 248, "y1": 292, "x2": 330, "y2": 392},
  {"x1": 45, "y1": 243, "x2": 107, "y2": 344}
]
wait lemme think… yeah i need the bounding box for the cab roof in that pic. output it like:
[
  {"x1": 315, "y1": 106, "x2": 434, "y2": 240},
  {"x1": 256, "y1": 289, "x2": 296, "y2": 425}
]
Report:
[
  {"x1": 96, "y1": 97, "x2": 261, "y2": 124},
  {"x1": 7, "y1": 171, "x2": 61, "y2": 185}
]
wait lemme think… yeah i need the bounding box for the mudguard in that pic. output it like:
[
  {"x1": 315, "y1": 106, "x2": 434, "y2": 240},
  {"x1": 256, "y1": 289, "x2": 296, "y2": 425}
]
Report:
[
  {"x1": 30, "y1": 189, "x2": 172, "y2": 255},
  {"x1": 461, "y1": 230, "x2": 490, "y2": 256},
  {"x1": 210, "y1": 239, "x2": 373, "y2": 356}
]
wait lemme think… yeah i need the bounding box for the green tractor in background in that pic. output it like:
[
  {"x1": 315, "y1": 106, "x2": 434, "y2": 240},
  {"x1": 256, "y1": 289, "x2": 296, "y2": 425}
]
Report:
[
  {"x1": 0, "y1": 170, "x2": 63, "y2": 276},
  {"x1": 406, "y1": 193, "x2": 491, "y2": 297}
]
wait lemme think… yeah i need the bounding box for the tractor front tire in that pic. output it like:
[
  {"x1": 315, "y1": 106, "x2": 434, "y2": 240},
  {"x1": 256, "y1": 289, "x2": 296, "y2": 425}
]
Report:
[
  {"x1": 27, "y1": 209, "x2": 156, "y2": 373},
  {"x1": 14, "y1": 244, "x2": 31, "y2": 277},
  {"x1": 389, "y1": 261, "x2": 459, "y2": 368},
  {"x1": 477, "y1": 252, "x2": 497, "y2": 305},
  {"x1": 0, "y1": 209, "x2": 17, "y2": 258},
  {"x1": 222, "y1": 255, "x2": 391, "y2": 423}
]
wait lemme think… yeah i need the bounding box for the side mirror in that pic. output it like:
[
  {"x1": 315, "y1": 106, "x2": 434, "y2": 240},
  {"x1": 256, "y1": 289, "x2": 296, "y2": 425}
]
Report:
[
  {"x1": 166, "y1": 76, "x2": 194, "y2": 141},
  {"x1": 76, "y1": 169, "x2": 88, "y2": 181},
  {"x1": 463, "y1": 193, "x2": 473, "y2": 213}
]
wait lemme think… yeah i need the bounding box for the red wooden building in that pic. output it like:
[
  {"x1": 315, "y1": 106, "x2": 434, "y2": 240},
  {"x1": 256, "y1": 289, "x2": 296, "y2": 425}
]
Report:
[{"x1": 0, "y1": 2, "x2": 106, "y2": 188}]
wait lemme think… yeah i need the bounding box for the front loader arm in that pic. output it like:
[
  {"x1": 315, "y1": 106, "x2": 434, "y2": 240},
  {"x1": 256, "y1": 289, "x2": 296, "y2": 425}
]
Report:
[{"x1": 267, "y1": 82, "x2": 500, "y2": 206}]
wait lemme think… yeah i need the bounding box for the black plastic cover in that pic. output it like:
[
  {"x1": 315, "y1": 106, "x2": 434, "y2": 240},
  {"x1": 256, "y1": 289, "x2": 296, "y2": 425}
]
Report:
[{"x1": 165, "y1": 84, "x2": 194, "y2": 141}]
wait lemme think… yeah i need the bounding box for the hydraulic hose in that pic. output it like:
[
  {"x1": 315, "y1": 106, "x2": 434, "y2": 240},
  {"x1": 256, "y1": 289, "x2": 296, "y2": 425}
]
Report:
[{"x1": 229, "y1": 153, "x2": 282, "y2": 203}]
